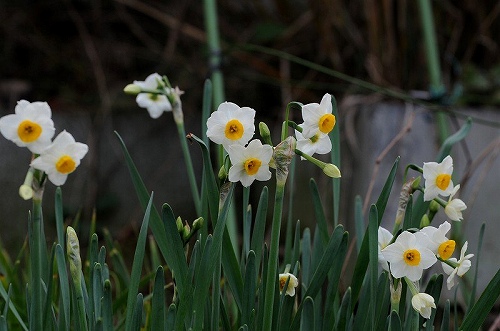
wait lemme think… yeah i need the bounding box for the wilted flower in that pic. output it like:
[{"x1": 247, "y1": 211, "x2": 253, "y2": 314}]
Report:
[
  {"x1": 441, "y1": 241, "x2": 474, "y2": 290},
  {"x1": 301, "y1": 93, "x2": 336, "y2": 139},
  {"x1": 279, "y1": 273, "x2": 299, "y2": 296},
  {"x1": 227, "y1": 139, "x2": 273, "y2": 187},
  {"x1": 0, "y1": 100, "x2": 55, "y2": 154},
  {"x1": 133, "y1": 73, "x2": 172, "y2": 119},
  {"x1": 444, "y1": 185, "x2": 467, "y2": 221},
  {"x1": 206, "y1": 102, "x2": 256, "y2": 151},
  {"x1": 411, "y1": 292, "x2": 436, "y2": 319},
  {"x1": 382, "y1": 231, "x2": 437, "y2": 281},
  {"x1": 30, "y1": 131, "x2": 88, "y2": 186},
  {"x1": 423, "y1": 155, "x2": 454, "y2": 201},
  {"x1": 420, "y1": 221, "x2": 456, "y2": 260}
]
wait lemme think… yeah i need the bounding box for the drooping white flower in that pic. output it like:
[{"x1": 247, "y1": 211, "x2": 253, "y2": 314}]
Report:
[
  {"x1": 278, "y1": 273, "x2": 299, "y2": 296},
  {"x1": 381, "y1": 231, "x2": 437, "y2": 281},
  {"x1": 423, "y1": 155, "x2": 454, "y2": 201},
  {"x1": 206, "y1": 102, "x2": 256, "y2": 151},
  {"x1": 227, "y1": 139, "x2": 272, "y2": 187},
  {"x1": 30, "y1": 131, "x2": 88, "y2": 186},
  {"x1": 378, "y1": 226, "x2": 393, "y2": 271},
  {"x1": 0, "y1": 100, "x2": 55, "y2": 154},
  {"x1": 444, "y1": 185, "x2": 467, "y2": 221},
  {"x1": 301, "y1": 93, "x2": 336, "y2": 139},
  {"x1": 411, "y1": 292, "x2": 436, "y2": 319},
  {"x1": 420, "y1": 221, "x2": 456, "y2": 260},
  {"x1": 441, "y1": 241, "x2": 474, "y2": 290},
  {"x1": 295, "y1": 124, "x2": 332, "y2": 160},
  {"x1": 133, "y1": 73, "x2": 172, "y2": 118}
]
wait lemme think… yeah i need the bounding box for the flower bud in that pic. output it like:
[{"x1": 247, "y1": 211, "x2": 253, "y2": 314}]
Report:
[
  {"x1": 66, "y1": 226, "x2": 82, "y2": 282},
  {"x1": 176, "y1": 216, "x2": 184, "y2": 233},
  {"x1": 192, "y1": 217, "x2": 204, "y2": 231},
  {"x1": 182, "y1": 223, "x2": 191, "y2": 241},
  {"x1": 411, "y1": 176, "x2": 421, "y2": 190},
  {"x1": 420, "y1": 214, "x2": 430, "y2": 228},
  {"x1": 323, "y1": 163, "x2": 341, "y2": 178},
  {"x1": 19, "y1": 185, "x2": 33, "y2": 200},
  {"x1": 259, "y1": 122, "x2": 273, "y2": 146},
  {"x1": 123, "y1": 84, "x2": 142, "y2": 95},
  {"x1": 429, "y1": 200, "x2": 440, "y2": 213}
]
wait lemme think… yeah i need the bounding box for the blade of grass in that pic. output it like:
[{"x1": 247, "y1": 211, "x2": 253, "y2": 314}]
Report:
[
  {"x1": 124, "y1": 194, "x2": 153, "y2": 331},
  {"x1": 351, "y1": 157, "x2": 400, "y2": 303}
]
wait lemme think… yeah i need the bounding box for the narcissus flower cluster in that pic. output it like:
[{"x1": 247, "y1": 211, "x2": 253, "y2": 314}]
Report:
[
  {"x1": 205, "y1": 93, "x2": 341, "y2": 187},
  {"x1": 0, "y1": 100, "x2": 88, "y2": 196}
]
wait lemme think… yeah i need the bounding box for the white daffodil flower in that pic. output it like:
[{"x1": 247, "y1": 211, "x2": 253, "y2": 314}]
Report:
[
  {"x1": 278, "y1": 273, "x2": 299, "y2": 297},
  {"x1": 301, "y1": 93, "x2": 336, "y2": 139},
  {"x1": 227, "y1": 139, "x2": 272, "y2": 187},
  {"x1": 378, "y1": 226, "x2": 393, "y2": 271},
  {"x1": 134, "y1": 73, "x2": 172, "y2": 118},
  {"x1": 206, "y1": 102, "x2": 256, "y2": 151},
  {"x1": 0, "y1": 100, "x2": 55, "y2": 154},
  {"x1": 295, "y1": 124, "x2": 332, "y2": 160},
  {"x1": 441, "y1": 241, "x2": 474, "y2": 290},
  {"x1": 30, "y1": 131, "x2": 88, "y2": 186},
  {"x1": 411, "y1": 292, "x2": 436, "y2": 319},
  {"x1": 420, "y1": 221, "x2": 456, "y2": 260},
  {"x1": 381, "y1": 231, "x2": 437, "y2": 282},
  {"x1": 423, "y1": 155, "x2": 454, "y2": 201},
  {"x1": 444, "y1": 185, "x2": 467, "y2": 221}
]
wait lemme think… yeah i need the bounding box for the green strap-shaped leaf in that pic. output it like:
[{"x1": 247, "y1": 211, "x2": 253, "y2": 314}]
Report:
[
  {"x1": 354, "y1": 195, "x2": 364, "y2": 253},
  {"x1": 151, "y1": 266, "x2": 165, "y2": 331},
  {"x1": 309, "y1": 178, "x2": 329, "y2": 246},
  {"x1": 299, "y1": 297, "x2": 315, "y2": 331},
  {"x1": 441, "y1": 300, "x2": 450, "y2": 331},
  {"x1": 335, "y1": 288, "x2": 352, "y2": 331},
  {"x1": 368, "y1": 204, "x2": 379, "y2": 330},
  {"x1": 115, "y1": 132, "x2": 190, "y2": 293},
  {"x1": 330, "y1": 94, "x2": 341, "y2": 226},
  {"x1": 389, "y1": 311, "x2": 401, "y2": 331},
  {"x1": 351, "y1": 157, "x2": 399, "y2": 304},
  {"x1": 301, "y1": 228, "x2": 312, "y2": 290},
  {"x1": 242, "y1": 251, "x2": 256, "y2": 326},
  {"x1": 289, "y1": 226, "x2": 347, "y2": 330},
  {"x1": 124, "y1": 194, "x2": 153, "y2": 331},
  {"x1": 250, "y1": 186, "x2": 269, "y2": 278},
  {"x1": 130, "y1": 294, "x2": 143, "y2": 331},
  {"x1": 166, "y1": 304, "x2": 176, "y2": 331},
  {"x1": 55, "y1": 244, "x2": 70, "y2": 331},
  {"x1": 460, "y1": 267, "x2": 500, "y2": 330},
  {"x1": 436, "y1": 117, "x2": 472, "y2": 162},
  {"x1": 102, "y1": 280, "x2": 113, "y2": 331}
]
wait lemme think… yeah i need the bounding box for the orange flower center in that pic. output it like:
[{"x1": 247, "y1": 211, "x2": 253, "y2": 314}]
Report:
[
  {"x1": 225, "y1": 119, "x2": 244, "y2": 140},
  {"x1": 435, "y1": 174, "x2": 451, "y2": 190},
  {"x1": 56, "y1": 155, "x2": 76, "y2": 174},
  {"x1": 403, "y1": 249, "x2": 421, "y2": 266},
  {"x1": 318, "y1": 114, "x2": 336, "y2": 134},
  {"x1": 438, "y1": 240, "x2": 456, "y2": 260},
  {"x1": 18, "y1": 120, "x2": 42, "y2": 143},
  {"x1": 244, "y1": 158, "x2": 261, "y2": 175}
]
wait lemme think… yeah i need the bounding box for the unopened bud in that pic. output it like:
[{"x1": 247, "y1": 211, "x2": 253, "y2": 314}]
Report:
[
  {"x1": 259, "y1": 122, "x2": 273, "y2": 146},
  {"x1": 323, "y1": 163, "x2": 341, "y2": 178},
  {"x1": 420, "y1": 214, "x2": 430, "y2": 228},
  {"x1": 176, "y1": 217, "x2": 184, "y2": 233},
  {"x1": 218, "y1": 165, "x2": 227, "y2": 180},
  {"x1": 66, "y1": 226, "x2": 82, "y2": 281},
  {"x1": 429, "y1": 200, "x2": 440, "y2": 213},
  {"x1": 123, "y1": 84, "x2": 142, "y2": 95},
  {"x1": 412, "y1": 176, "x2": 421, "y2": 190},
  {"x1": 192, "y1": 217, "x2": 204, "y2": 230},
  {"x1": 182, "y1": 223, "x2": 191, "y2": 241},
  {"x1": 19, "y1": 185, "x2": 33, "y2": 200}
]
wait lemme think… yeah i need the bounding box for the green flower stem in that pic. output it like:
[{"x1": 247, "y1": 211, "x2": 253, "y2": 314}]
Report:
[
  {"x1": 262, "y1": 181, "x2": 286, "y2": 331},
  {"x1": 281, "y1": 102, "x2": 302, "y2": 141},
  {"x1": 174, "y1": 115, "x2": 201, "y2": 216},
  {"x1": 30, "y1": 197, "x2": 43, "y2": 331}
]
